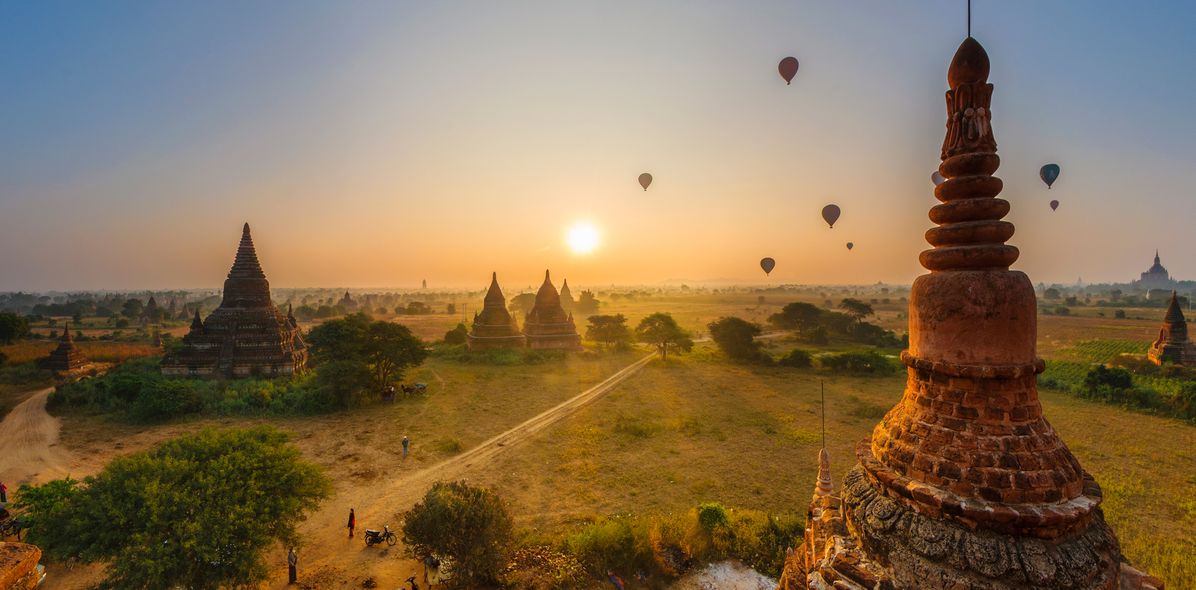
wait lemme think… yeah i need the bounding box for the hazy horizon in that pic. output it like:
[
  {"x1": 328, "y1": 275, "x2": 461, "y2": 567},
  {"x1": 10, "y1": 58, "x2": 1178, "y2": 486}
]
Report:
[{"x1": 5, "y1": 1, "x2": 1196, "y2": 291}]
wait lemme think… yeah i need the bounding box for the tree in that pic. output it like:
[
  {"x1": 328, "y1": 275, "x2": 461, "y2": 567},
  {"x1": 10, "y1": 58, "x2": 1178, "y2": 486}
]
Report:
[
  {"x1": 307, "y1": 313, "x2": 429, "y2": 396},
  {"x1": 635, "y1": 313, "x2": 693, "y2": 360},
  {"x1": 585, "y1": 314, "x2": 631, "y2": 348},
  {"x1": 446, "y1": 303, "x2": 457, "y2": 315},
  {"x1": 707, "y1": 317, "x2": 768, "y2": 363},
  {"x1": 444, "y1": 323, "x2": 468, "y2": 345},
  {"x1": 575, "y1": 290, "x2": 600, "y2": 315},
  {"x1": 0, "y1": 312, "x2": 30, "y2": 344},
  {"x1": 509, "y1": 293, "x2": 537, "y2": 316},
  {"x1": 401, "y1": 480, "x2": 513, "y2": 587},
  {"x1": 768, "y1": 302, "x2": 823, "y2": 333},
  {"x1": 121, "y1": 298, "x2": 144, "y2": 319},
  {"x1": 838, "y1": 298, "x2": 874, "y2": 324},
  {"x1": 1114, "y1": 309, "x2": 1127, "y2": 319},
  {"x1": 16, "y1": 427, "x2": 330, "y2": 590},
  {"x1": 1043, "y1": 288, "x2": 1061, "y2": 300}
]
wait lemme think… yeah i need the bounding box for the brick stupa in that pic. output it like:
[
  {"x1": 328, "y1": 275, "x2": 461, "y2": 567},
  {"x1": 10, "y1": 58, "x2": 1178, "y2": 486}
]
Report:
[
  {"x1": 161, "y1": 223, "x2": 309, "y2": 378},
  {"x1": 40, "y1": 322, "x2": 89, "y2": 373},
  {"x1": 1147, "y1": 291, "x2": 1194, "y2": 366},
  {"x1": 777, "y1": 37, "x2": 1161, "y2": 590},
  {"x1": 523, "y1": 270, "x2": 581, "y2": 350},
  {"x1": 467, "y1": 272, "x2": 525, "y2": 351}
]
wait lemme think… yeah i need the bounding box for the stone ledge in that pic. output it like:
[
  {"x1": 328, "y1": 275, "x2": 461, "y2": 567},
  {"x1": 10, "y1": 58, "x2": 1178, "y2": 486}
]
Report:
[{"x1": 901, "y1": 351, "x2": 1045, "y2": 379}]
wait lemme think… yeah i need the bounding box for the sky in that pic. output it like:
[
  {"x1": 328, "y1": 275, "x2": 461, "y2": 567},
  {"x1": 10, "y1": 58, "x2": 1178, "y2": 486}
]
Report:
[{"x1": 3, "y1": 1, "x2": 1196, "y2": 291}]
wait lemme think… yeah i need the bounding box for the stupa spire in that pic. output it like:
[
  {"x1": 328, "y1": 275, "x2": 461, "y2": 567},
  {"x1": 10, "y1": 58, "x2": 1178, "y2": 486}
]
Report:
[{"x1": 228, "y1": 222, "x2": 266, "y2": 280}]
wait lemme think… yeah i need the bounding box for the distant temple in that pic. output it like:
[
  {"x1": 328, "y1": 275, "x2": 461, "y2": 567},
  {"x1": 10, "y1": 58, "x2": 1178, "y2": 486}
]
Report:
[
  {"x1": 1148, "y1": 291, "x2": 1195, "y2": 366},
  {"x1": 161, "y1": 223, "x2": 309, "y2": 378},
  {"x1": 1136, "y1": 250, "x2": 1175, "y2": 289},
  {"x1": 523, "y1": 270, "x2": 581, "y2": 350},
  {"x1": 466, "y1": 272, "x2": 525, "y2": 351},
  {"x1": 559, "y1": 278, "x2": 575, "y2": 312},
  {"x1": 339, "y1": 291, "x2": 357, "y2": 310},
  {"x1": 39, "y1": 322, "x2": 89, "y2": 373},
  {"x1": 777, "y1": 37, "x2": 1159, "y2": 590}
]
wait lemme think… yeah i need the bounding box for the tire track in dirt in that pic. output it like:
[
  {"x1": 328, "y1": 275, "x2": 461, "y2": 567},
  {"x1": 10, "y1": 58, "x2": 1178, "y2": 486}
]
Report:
[{"x1": 0, "y1": 387, "x2": 72, "y2": 487}]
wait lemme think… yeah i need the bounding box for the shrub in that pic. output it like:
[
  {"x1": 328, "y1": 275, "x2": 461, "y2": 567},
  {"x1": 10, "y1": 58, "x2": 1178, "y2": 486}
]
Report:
[
  {"x1": 1114, "y1": 309, "x2": 1127, "y2": 319},
  {"x1": 819, "y1": 350, "x2": 896, "y2": 374},
  {"x1": 778, "y1": 349, "x2": 813, "y2": 368},
  {"x1": 444, "y1": 323, "x2": 468, "y2": 345},
  {"x1": 696, "y1": 502, "x2": 729, "y2": 532},
  {"x1": 401, "y1": 481, "x2": 513, "y2": 587},
  {"x1": 1083, "y1": 365, "x2": 1133, "y2": 391}
]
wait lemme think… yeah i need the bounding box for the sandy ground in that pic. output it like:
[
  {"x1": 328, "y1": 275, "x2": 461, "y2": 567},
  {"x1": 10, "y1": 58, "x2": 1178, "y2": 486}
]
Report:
[{"x1": 0, "y1": 388, "x2": 80, "y2": 487}]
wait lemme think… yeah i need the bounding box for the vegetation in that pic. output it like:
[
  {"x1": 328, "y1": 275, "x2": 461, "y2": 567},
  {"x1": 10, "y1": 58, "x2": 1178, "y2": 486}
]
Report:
[
  {"x1": 707, "y1": 316, "x2": 770, "y2": 364},
  {"x1": 0, "y1": 312, "x2": 30, "y2": 344},
  {"x1": 818, "y1": 349, "x2": 897, "y2": 375},
  {"x1": 585, "y1": 314, "x2": 632, "y2": 349},
  {"x1": 768, "y1": 300, "x2": 901, "y2": 347},
  {"x1": 635, "y1": 313, "x2": 693, "y2": 360},
  {"x1": 15, "y1": 427, "x2": 330, "y2": 589},
  {"x1": 444, "y1": 323, "x2": 468, "y2": 345},
  {"x1": 307, "y1": 312, "x2": 429, "y2": 395},
  {"x1": 401, "y1": 480, "x2": 514, "y2": 587}
]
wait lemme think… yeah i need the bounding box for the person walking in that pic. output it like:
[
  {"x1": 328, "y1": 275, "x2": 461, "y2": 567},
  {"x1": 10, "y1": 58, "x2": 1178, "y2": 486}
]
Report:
[
  {"x1": 0, "y1": 481, "x2": 7, "y2": 504},
  {"x1": 287, "y1": 547, "x2": 298, "y2": 584},
  {"x1": 402, "y1": 435, "x2": 410, "y2": 459},
  {"x1": 347, "y1": 508, "x2": 356, "y2": 539}
]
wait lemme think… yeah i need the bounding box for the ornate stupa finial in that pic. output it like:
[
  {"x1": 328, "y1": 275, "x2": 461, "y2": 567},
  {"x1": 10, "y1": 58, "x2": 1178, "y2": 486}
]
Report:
[{"x1": 813, "y1": 448, "x2": 833, "y2": 498}]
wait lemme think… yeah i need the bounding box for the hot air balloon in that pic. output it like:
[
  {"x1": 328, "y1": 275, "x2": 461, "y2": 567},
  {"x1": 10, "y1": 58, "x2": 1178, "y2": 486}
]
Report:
[
  {"x1": 846, "y1": 242, "x2": 854, "y2": 250},
  {"x1": 760, "y1": 257, "x2": 776, "y2": 276},
  {"x1": 931, "y1": 171, "x2": 946, "y2": 186},
  {"x1": 638, "y1": 173, "x2": 652, "y2": 191},
  {"x1": 778, "y1": 57, "x2": 799, "y2": 85},
  {"x1": 821, "y1": 204, "x2": 841, "y2": 228},
  {"x1": 1040, "y1": 164, "x2": 1060, "y2": 189},
  {"x1": 1050, "y1": 200, "x2": 1059, "y2": 211}
]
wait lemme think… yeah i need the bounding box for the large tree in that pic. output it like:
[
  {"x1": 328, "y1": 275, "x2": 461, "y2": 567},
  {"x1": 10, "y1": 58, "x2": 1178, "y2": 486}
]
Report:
[
  {"x1": 707, "y1": 316, "x2": 767, "y2": 363},
  {"x1": 837, "y1": 298, "x2": 874, "y2": 324},
  {"x1": 401, "y1": 480, "x2": 513, "y2": 587},
  {"x1": 585, "y1": 314, "x2": 631, "y2": 348},
  {"x1": 16, "y1": 427, "x2": 330, "y2": 590},
  {"x1": 0, "y1": 312, "x2": 30, "y2": 344},
  {"x1": 307, "y1": 312, "x2": 428, "y2": 395},
  {"x1": 635, "y1": 313, "x2": 693, "y2": 360},
  {"x1": 767, "y1": 302, "x2": 824, "y2": 333}
]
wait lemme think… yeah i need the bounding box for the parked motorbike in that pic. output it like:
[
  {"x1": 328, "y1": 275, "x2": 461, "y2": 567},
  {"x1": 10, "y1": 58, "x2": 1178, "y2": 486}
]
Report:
[{"x1": 363, "y1": 525, "x2": 397, "y2": 547}]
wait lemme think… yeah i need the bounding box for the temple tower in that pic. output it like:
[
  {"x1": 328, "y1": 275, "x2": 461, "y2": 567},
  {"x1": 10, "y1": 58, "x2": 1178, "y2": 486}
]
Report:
[
  {"x1": 523, "y1": 270, "x2": 581, "y2": 350},
  {"x1": 560, "y1": 278, "x2": 575, "y2": 312},
  {"x1": 161, "y1": 223, "x2": 309, "y2": 378},
  {"x1": 779, "y1": 37, "x2": 1160, "y2": 590},
  {"x1": 467, "y1": 272, "x2": 526, "y2": 351},
  {"x1": 1148, "y1": 291, "x2": 1195, "y2": 366},
  {"x1": 40, "y1": 322, "x2": 90, "y2": 373}
]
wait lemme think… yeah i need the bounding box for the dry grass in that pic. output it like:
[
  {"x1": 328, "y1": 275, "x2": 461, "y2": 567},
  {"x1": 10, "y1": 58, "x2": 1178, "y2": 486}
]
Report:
[{"x1": 0, "y1": 341, "x2": 161, "y2": 365}]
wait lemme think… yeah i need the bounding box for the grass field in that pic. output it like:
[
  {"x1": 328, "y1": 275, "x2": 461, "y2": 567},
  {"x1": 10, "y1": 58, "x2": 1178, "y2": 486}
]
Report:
[{"x1": 22, "y1": 295, "x2": 1196, "y2": 589}]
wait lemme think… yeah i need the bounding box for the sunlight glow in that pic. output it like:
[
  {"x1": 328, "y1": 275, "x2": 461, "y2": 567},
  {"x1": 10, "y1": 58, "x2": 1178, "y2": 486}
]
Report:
[{"x1": 566, "y1": 221, "x2": 601, "y2": 255}]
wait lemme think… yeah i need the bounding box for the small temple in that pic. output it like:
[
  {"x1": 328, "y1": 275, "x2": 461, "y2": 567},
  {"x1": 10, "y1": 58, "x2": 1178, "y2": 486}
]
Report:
[
  {"x1": 161, "y1": 223, "x2": 309, "y2": 378},
  {"x1": 39, "y1": 322, "x2": 90, "y2": 373},
  {"x1": 559, "y1": 278, "x2": 575, "y2": 312},
  {"x1": 1136, "y1": 251, "x2": 1174, "y2": 289},
  {"x1": 777, "y1": 37, "x2": 1160, "y2": 590},
  {"x1": 1147, "y1": 291, "x2": 1194, "y2": 366},
  {"x1": 467, "y1": 272, "x2": 525, "y2": 351},
  {"x1": 523, "y1": 270, "x2": 581, "y2": 350}
]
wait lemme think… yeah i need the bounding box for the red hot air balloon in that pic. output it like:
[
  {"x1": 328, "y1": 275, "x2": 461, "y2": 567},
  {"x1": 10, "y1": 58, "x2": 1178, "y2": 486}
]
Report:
[
  {"x1": 638, "y1": 173, "x2": 652, "y2": 191},
  {"x1": 1050, "y1": 200, "x2": 1059, "y2": 211},
  {"x1": 760, "y1": 257, "x2": 776, "y2": 276},
  {"x1": 846, "y1": 242, "x2": 854, "y2": 250},
  {"x1": 821, "y1": 204, "x2": 841, "y2": 228},
  {"x1": 778, "y1": 57, "x2": 799, "y2": 85}
]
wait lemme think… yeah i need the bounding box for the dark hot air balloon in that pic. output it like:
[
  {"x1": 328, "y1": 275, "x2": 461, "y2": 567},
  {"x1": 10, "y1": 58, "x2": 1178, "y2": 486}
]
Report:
[
  {"x1": 1040, "y1": 164, "x2": 1060, "y2": 189},
  {"x1": 778, "y1": 57, "x2": 799, "y2": 85},
  {"x1": 760, "y1": 257, "x2": 776, "y2": 276},
  {"x1": 638, "y1": 173, "x2": 652, "y2": 191},
  {"x1": 846, "y1": 242, "x2": 854, "y2": 250},
  {"x1": 1050, "y1": 200, "x2": 1059, "y2": 211},
  {"x1": 821, "y1": 204, "x2": 841, "y2": 228},
  {"x1": 931, "y1": 171, "x2": 946, "y2": 186}
]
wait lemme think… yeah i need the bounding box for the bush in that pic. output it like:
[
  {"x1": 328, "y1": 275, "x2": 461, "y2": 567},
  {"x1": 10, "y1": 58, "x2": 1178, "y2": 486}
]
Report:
[
  {"x1": 819, "y1": 350, "x2": 896, "y2": 374},
  {"x1": 444, "y1": 323, "x2": 468, "y2": 345},
  {"x1": 401, "y1": 481, "x2": 513, "y2": 587},
  {"x1": 1082, "y1": 365, "x2": 1133, "y2": 391},
  {"x1": 1114, "y1": 309, "x2": 1127, "y2": 319},
  {"x1": 696, "y1": 502, "x2": 729, "y2": 532},
  {"x1": 707, "y1": 317, "x2": 769, "y2": 364},
  {"x1": 778, "y1": 349, "x2": 813, "y2": 368}
]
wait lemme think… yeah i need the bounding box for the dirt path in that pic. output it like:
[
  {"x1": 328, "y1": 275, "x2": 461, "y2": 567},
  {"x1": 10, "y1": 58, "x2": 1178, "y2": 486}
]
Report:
[
  {"x1": 273, "y1": 350, "x2": 658, "y2": 588},
  {"x1": 0, "y1": 387, "x2": 73, "y2": 488}
]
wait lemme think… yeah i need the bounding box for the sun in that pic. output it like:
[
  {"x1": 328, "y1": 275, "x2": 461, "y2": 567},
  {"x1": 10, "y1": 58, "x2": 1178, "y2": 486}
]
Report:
[{"x1": 565, "y1": 221, "x2": 600, "y2": 255}]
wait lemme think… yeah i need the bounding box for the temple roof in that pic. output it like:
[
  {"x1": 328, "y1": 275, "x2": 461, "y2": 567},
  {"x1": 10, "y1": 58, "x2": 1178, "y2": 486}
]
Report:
[
  {"x1": 190, "y1": 309, "x2": 204, "y2": 333},
  {"x1": 1147, "y1": 250, "x2": 1168, "y2": 274},
  {"x1": 1164, "y1": 291, "x2": 1185, "y2": 324},
  {"x1": 228, "y1": 223, "x2": 266, "y2": 280},
  {"x1": 535, "y1": 270, "x2": 561, "y2": 306},
  {"x1": 484, "y1": 272, "x2": 506, "y2": 307}
]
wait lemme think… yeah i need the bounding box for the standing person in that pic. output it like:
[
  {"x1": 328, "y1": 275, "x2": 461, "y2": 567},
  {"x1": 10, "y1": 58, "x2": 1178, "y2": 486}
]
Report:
[
  {"x1": 347, "y1": 508, "x2": 356, "y2": 539},
  {"x1": 402, "y1": 435, "x2": 410, "y2": 459},
  {"x1": 287, "y1": 547, "x2": 298, "y2": 584},
  {"x1": 0, "y1": 481, "x2": 7, "y2": 504}
]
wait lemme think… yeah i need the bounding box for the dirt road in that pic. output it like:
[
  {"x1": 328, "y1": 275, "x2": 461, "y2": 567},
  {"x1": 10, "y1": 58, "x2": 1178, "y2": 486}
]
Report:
[
  {"x1": 274, "y1": 350, "x2": 658, "y2": 588},
  {"x1": 0, "y1": 387, "x2": 73, "y2": 488}
]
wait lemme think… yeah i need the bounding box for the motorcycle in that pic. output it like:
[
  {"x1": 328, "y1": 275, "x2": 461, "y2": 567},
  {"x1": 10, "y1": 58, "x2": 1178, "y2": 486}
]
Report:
[{"x1": 363, "y1": 525, "x2": 397, "y2": 547}]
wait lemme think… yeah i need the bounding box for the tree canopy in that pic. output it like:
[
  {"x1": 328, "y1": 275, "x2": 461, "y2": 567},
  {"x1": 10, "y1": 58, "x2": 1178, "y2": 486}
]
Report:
[
  {"x1": 307, "y1": 312, "x2": 428, "y2": 397},
  {"x1": 16, "y1": 427, "x2": 330, "y2": 590},
  {"x1": 837, "y1": 298, "x2": 874, "y2": 323},
  {"x1": 0, "y1": 312, "x2": 30, "y2": 344},
  {"x1": 635, "y1": 313, "x2": 693, "y2": 360},
  {"x1": 585, "y1": 314, "x2": 632, "y2": 348},
  {"x1": 707, "y1": 316, "x2": 768, "y2": 363},
  {"x1": 401, "y1": 480, "x2": 513, "y2": 587}
]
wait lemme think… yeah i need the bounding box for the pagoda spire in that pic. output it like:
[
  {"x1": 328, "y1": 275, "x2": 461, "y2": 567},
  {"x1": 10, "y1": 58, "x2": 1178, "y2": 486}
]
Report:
[{"x1": 228, "y1": 222, "x2": 266, "y2": 280}]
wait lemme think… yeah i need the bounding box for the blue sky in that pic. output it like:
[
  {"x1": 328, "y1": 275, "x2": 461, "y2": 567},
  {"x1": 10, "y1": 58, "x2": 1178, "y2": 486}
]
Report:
[{"x1": 3, "y1": 1, "x2": 1196, "y2": 290}]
